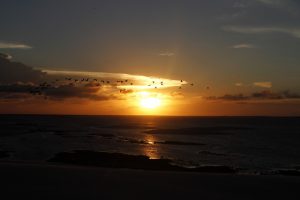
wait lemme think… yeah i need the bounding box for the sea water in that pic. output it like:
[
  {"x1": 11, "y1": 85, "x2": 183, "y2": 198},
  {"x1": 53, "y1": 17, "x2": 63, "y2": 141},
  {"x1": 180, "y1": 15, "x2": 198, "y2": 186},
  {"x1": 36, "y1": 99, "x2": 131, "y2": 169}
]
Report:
[{"x1": 0, "y1": 115, "x2": 299, "y2": 173}]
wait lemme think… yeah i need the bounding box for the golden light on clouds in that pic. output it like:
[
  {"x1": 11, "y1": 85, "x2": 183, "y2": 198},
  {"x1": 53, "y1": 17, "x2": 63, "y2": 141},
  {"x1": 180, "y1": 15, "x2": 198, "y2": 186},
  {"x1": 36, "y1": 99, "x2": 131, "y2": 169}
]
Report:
[
  {"x1": 43, "y1": 69, "x2": 187, "y2": 89},
  {"x1": 40, "y1": 69, "x2": 188, "y2": 115}
]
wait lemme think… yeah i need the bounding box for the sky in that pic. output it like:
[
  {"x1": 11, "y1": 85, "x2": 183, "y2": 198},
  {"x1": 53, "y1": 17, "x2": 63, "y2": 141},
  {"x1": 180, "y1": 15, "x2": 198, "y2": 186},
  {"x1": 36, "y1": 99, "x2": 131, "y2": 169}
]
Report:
[{"x1": 0, "y1": 0, "x2": 300, "y2": 116}]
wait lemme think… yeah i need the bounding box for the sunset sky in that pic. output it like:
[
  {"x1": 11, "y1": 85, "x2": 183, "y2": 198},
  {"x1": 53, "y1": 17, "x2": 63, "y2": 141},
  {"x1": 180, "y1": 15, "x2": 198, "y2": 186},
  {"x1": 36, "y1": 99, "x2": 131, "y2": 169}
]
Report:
[{"x1": 0, "y1": 0, "x2": 299, "y2": 116}]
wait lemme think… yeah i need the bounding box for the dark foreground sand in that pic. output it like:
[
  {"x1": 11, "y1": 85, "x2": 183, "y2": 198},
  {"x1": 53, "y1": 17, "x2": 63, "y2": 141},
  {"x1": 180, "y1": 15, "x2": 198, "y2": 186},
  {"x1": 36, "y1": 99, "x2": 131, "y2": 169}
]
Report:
[{"x1": 0, "y1": 163, "x2": 300, "y2": 200}]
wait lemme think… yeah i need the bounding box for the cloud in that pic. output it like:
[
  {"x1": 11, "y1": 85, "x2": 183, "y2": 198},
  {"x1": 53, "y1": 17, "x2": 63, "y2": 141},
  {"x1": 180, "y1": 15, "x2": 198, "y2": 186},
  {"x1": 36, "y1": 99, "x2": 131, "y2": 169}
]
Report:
[
  {"x1": 223, "y1": 26, "x2": 300, "y2": 39},
  {"x1": 233, "y1": 1, "x2": 249, "y2": 8},
  {"x1": 255, "y1": 0, "x2": 300, "y2": 16},
  {"x1": 255, "y1": 0, "x2": 297, "y2": 7},
  {"x1": 256, "y1": 0, "x2": 285, "y2": 5},
  {"x1": 235, "y1": 82, "x2": 244, "y2": 87},
  {"x1": 0, "y1": 42, "x2": 32, "y2": 49},
  {"x1": 0, "y1": 56, "x2": 187, "y2": 102},
  {"x1": 119, "y1": 89, "x2": 134, "y2": 94},
  {"x1": 281, "y1": 90, "x2": 300, "y2": 99},
  {"x1": 206, "y1": 90, "x2": 300, "y2": 102},
  {"x1": 235, "y1": 82, "x2": 272, "y2": 88},
  {"x1": 253, "y1": 81, "x2": 272, "y2": 88},
  {"x1": 0, "y1": 82, "x2": 118, "y2": 102},
  {"x1": 159, "y1": 52, "x2": 175, "y2": 57},
  {"x1": 170, "y1": 91, "x2": 184, "y2": 99},
  {"x1": 206, "y1": 94, "x2": 250, "y2": 101},
  {"x1": 44, "y1": 69, "x2": 186, "y2": 89},
  {"x1": 0, "y1": 83, "x2": 38, "y2": 102},
  {"x1": 232, "y1": 44, "x2": 256, "y2": 49},
  {"x1": 0, "y1": 58, "x2": 114, "y2": 101},
  {"x1": 252, "y1": 90, "x2": 300, "y2": 99},
  {"x1": 251, "y1": 90, "x2": 280, "y2": 99},
  {"x1": 43, "y1": 84, "x2": 115, "y2": 101},
  {"x1": 0, "y1": 53, "x2": 12, "y2": 60},
  {"x1": 0, "y1": 55, "x2": 46, "y2": 84}
]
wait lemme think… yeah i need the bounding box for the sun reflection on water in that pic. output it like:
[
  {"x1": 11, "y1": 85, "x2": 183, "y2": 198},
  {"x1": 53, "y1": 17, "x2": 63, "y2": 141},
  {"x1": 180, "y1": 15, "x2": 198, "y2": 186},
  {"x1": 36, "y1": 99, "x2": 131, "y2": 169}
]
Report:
[{"x1": 142, "y1": 134, "x2": 160, "y2": 159}]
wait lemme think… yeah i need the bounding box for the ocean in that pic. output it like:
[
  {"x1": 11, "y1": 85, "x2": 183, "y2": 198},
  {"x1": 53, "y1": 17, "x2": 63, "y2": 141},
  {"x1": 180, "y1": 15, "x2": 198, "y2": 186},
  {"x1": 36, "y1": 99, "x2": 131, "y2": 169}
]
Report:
[{"x1": 1, "y1": 115, "x2": 300, "y2": 174}]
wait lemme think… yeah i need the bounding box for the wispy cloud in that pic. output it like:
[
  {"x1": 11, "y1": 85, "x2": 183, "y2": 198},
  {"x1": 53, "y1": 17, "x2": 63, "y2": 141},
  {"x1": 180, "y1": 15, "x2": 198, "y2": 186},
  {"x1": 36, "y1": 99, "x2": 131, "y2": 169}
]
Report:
[
  {"x1": 44, "y1": 70, "x2": 186, "y2": 89},
  {"x1": 223, "y1": 26, "x2": 300, "y2": 39},
  {"x1": 0, "y1": 42, "x2": 32, "y2": 49},
  {"x1": 256, "y1": 0, "x2": 287, "y2": 6},
  {"x1": 233, "y1": 1, "x2": 249, "y2": 8},
  {"x1": 235, "y1": 82, "x2": 244, "y2": 87},
  {"x1": 253, "y1": 81, "x2": 272, "y2": 88},
  {"x1": 255, "y1": 0, "x2": 300, "y2": 16},
  {"x1": 159, "y1": 52, "x2": 175, "y2": 57},
  {"x1": 232, "y1": 44, "x2": 256, "y2": 49}
]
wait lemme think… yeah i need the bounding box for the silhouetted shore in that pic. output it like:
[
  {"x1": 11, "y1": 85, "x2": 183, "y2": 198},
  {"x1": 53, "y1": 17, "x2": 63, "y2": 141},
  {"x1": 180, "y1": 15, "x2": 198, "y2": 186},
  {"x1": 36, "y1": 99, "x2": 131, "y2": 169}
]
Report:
[
  {"x1": 0, "y1": 162, "x2": 300, "y2": 200},
  {"x1": 48, "y1": 150, "x2": 237, "y2": 174}
]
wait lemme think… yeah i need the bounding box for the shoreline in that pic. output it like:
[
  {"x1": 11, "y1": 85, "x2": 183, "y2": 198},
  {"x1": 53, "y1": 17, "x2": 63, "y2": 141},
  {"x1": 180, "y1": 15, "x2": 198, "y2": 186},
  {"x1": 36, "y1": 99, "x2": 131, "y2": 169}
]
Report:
[{"x1": 2, "y1": 150, "x2": 300, "y2": 177}]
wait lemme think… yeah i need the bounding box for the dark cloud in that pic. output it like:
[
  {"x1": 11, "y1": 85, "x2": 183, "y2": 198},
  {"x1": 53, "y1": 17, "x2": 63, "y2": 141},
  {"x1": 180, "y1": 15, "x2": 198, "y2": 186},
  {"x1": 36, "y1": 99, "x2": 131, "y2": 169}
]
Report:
[
  {"x1": 0, "y1": 82, "x2": 116, "y2": 102},
  {"x1": 206, "y1": 94, "x2": 250, "y2": 101},
  {"x1": 0, "y1": 83, "x2": 35, "y2": 102},
  {"x1": 0, "y1": 83, "x2": 35, "y2": 93},
  {"x1": 0, "y1": 56, "x2": 119, "y2": 101},
  {"x1": 0, "y1": 92, "x2": 32, "y2": 102},
  {"x1": 252, "y1": 90, "x2": 281, "y2": 99},
  {"x1": 0, "y1": 53, "x2": 12, "y2": 60},
  {"x1": 281, "y1": 90, "x2": 300, "y2": 99},
  {"x1": 252, "y1": 90, "x2": 300, "y2": 99},
  {"x1": 206, "y1": 90, "x2": 300, "y2": 101},
  {"x1": 0, "y1": 54, "x2": 46, "y2": 84},
  {"x1": 119, "y1": 89, "x2": 133, "y2": 94},
  {"x1": 44, "y1": 84, "x2": 115, "y2": 101}
]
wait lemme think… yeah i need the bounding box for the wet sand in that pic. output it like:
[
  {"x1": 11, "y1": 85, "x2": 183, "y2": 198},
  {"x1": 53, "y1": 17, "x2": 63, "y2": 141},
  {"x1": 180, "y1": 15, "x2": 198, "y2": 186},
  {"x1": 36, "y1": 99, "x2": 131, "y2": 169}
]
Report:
[{"x1": 0, "y1": 162, "x2": 300, "y2": 200}]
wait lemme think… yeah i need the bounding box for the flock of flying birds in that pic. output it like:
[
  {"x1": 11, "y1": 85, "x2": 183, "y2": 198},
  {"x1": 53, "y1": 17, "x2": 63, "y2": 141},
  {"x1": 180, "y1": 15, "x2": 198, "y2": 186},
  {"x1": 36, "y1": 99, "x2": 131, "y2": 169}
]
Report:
[{"x1": 29, "y1": 77, "x2": 210, "y2": 97}]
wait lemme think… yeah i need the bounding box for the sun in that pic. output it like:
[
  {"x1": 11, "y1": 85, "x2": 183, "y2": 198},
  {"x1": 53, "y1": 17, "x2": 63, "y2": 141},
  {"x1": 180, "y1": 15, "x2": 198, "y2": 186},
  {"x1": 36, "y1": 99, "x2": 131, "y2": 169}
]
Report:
[{"x1": 140, "y1": 97, "x2": 161, "y2": 109}]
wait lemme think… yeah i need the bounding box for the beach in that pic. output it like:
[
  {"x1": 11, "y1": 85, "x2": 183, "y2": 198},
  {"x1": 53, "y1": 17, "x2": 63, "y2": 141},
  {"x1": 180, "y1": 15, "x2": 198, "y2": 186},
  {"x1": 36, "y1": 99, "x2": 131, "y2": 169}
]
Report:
[
  {"x1": 1, "y1": 115, "x2": 300, "y2": 199},
  {"x1": 1, "y1": 162, "x2": 300, "y2": 200}
]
